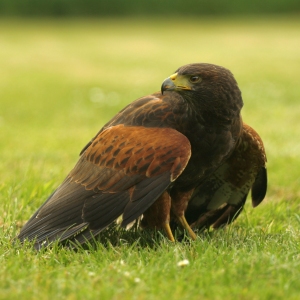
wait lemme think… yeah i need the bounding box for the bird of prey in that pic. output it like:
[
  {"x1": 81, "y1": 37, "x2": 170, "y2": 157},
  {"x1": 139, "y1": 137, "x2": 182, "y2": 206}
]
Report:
[{"x1": 18, "y1": 63, "x2": 261, "y2": 249}]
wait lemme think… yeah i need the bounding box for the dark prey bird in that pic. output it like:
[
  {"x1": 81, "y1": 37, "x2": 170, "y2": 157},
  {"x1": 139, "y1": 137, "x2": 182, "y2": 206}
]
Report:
[{"x1": 18, "y1": 63, "x2": 245, "y2": 249}]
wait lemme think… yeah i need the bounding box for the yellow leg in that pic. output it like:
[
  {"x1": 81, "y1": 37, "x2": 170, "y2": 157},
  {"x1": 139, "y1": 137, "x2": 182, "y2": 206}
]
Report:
[
  {"x1": 170, "y1": 188, "x2": 196, "y2": 241},
  {"x1": 163, "y1": 223, "x2": 175, "y2": 242},
  {"x1": 177, "y1": 215, "x2": 197, "y2": 240}
]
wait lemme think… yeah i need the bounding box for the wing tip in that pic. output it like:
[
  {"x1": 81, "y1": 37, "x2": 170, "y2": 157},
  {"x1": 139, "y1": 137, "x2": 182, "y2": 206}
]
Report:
[{"x1": 251, "y1": 167, "x2": 267, "y2": 207}]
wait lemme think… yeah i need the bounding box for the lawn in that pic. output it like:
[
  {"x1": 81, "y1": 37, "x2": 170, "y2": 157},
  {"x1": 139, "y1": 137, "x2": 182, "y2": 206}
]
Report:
[{"x1": 1, "y1": 16, "x2": 300, "y2": 299}]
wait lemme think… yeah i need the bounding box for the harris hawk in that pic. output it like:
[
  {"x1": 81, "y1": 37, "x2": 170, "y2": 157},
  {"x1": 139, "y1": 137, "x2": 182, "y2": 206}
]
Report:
[{"x1": 17, "y1": 63, "x2": 266, "y2": 249}]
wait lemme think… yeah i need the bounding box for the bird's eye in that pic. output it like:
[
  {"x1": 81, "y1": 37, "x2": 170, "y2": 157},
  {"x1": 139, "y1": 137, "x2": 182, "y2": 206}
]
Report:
[{"x1": 189, "y1": 76, "x2": 201, "y2": 83}]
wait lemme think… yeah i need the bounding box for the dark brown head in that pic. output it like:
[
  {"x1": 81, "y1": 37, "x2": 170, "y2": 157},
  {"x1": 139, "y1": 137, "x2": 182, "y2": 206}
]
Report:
[{"x1": 161, "y1": 63, "x2": 243, "y2": 122}]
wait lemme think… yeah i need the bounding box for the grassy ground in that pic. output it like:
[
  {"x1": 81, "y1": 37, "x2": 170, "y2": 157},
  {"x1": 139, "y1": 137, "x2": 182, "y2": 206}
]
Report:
[{"x1": 1, "y1": 16, "x2": 300, "y2": 299}]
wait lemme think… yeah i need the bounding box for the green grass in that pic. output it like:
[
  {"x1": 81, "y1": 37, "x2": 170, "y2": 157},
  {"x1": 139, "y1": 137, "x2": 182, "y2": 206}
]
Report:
[{"x1": 1, "y1": 16, "x2": 300, "y2": 299}]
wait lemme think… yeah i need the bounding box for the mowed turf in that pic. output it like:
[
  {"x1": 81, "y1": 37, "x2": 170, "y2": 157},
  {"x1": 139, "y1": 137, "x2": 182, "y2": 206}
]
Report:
[{"x1": 0, "y1": 16, "x2": 300, "y2": 299}]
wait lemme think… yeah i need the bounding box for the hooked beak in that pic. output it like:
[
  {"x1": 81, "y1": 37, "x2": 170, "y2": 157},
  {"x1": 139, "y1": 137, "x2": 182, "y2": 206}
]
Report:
[{"x1": 161, "y1": 73, "x2": 192, "y2": 94}]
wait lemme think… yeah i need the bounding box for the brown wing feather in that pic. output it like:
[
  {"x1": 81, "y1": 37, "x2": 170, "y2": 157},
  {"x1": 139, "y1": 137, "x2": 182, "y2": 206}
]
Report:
[
  {"x1": 185, "y1": 123, "x2": 267, "y2": 229},
  {"x1": 18, "y1": 125, "x2": 191, "y2": 248},
  {"x1": 74, "y1": 124, "x2": 190, "y2": 191}
]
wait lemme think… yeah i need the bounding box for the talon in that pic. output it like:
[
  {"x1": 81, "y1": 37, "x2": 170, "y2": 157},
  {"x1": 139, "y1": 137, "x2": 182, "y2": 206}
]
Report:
[
  {"x1": 177, "y1": 215, "x2": 197, "y2": 240},
  {"x1": 163, "y1": 223, "x2": 175, "y2": 242}
]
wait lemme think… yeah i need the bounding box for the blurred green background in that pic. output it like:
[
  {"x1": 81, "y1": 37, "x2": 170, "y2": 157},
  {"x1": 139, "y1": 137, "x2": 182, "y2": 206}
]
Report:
[{"x1": 0, "y1": 0, "x2": 300, "y2": 16}]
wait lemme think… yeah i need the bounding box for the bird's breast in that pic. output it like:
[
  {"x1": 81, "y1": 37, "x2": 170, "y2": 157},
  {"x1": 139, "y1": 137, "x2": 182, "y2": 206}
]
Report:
[{"x1": 173, "y1": 125, "x2": 235, "y2": 191}]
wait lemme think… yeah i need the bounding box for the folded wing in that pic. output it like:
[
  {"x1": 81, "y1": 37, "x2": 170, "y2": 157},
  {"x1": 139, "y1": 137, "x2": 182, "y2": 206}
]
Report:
[
  {"x1": 185, "y1": 123, "x2": 267, "y2": 230},
  {"x1": 18, "y1": 125, "x2": 191, "y2": 249}
]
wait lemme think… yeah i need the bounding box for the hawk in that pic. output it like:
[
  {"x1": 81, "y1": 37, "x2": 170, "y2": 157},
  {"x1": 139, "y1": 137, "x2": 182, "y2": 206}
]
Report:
[{"x1": 17, "y1": 63, "x2": 266, "y2": 249}]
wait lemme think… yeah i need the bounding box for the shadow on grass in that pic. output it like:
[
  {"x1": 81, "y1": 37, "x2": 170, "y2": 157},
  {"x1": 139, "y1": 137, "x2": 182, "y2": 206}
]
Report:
[{"x1": 64, "y1": 223, "x2": 200, "y2": 252}]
